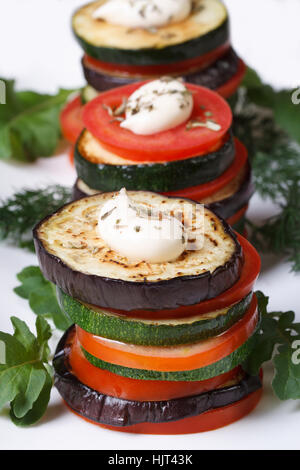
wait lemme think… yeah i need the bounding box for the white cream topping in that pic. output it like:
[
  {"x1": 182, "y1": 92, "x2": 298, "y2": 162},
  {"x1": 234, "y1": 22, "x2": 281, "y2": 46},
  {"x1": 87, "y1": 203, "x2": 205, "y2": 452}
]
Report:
[
  {"x1": 120, "y1": 77, "x2": 193, "y2": 135},
  {"x1": 92, "y1": 0, "x2": 192, "y2": 29},
  {"x1": 97, "y1": 188, "x2": 187, "y2": 263}
]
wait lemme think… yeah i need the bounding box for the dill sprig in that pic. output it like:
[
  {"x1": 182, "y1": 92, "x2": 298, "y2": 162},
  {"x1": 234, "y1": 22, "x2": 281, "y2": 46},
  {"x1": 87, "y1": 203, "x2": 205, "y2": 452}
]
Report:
[
  {"x1": 231, "y1": 72, "x2": 300, "y2": 271},
  {"x1": 0, "y1": 185, "x2": 72, "y2": 251},
  {"x1": 247, "y1": 179, "x2": 300, "y2": 272}
]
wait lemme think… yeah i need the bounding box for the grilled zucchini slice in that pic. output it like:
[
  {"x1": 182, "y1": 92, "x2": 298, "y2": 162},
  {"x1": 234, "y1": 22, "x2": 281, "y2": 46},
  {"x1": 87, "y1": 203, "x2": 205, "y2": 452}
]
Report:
[
  {"x1": 72, "y1": 0, "x2": 229, "y2": 65},
  {"x1": 74, "y1": 129, "x2": 235, "y2": 192},
  {"x1": 57, "y1": 288, "x2": 252, "y2": 346}
]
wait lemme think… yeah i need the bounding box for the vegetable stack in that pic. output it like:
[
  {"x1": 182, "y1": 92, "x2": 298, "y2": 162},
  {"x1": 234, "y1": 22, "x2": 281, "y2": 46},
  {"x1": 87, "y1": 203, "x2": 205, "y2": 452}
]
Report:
[
  {"x1": 33, "y1": 191, "x2": 262, "y2": 434},
  {"x1": 60, "y1": 0, "x2": 246, "y2": 145},
  {"x1": 71, "y1": 79, "x2": 254, "y2": 235}
]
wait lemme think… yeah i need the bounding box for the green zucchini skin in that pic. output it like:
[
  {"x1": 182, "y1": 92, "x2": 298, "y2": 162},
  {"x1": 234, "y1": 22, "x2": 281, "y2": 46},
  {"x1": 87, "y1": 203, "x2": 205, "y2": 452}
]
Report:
[
  {"x1": 82, "y1": 320, "x2": 259, "y2": 381},
  {"x1": 57, "y1": 288, "x2": 252, "y2": 346},
  {"x1": 74, "y1": 131, "x2": 235, "y2": 192},
  {"x1": 74, "y1": 19, "x2": 229, "y2": 66}
]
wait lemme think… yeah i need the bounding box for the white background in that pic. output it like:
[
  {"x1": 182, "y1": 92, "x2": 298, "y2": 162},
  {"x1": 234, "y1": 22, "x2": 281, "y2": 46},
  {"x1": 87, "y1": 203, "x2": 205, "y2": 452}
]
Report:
[{"x1": 0, "y1": 0, "x2": 300, "y2": 450}]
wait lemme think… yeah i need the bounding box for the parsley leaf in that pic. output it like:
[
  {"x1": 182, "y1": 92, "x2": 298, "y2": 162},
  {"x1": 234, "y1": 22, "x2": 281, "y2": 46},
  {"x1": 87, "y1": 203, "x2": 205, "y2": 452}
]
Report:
[
  {"x1": 273, "y1": 344, "x2": 300, "y2": 400},
  {"x1": 0, "y1": 185, "x2": 72, "y2": 251},
  {"x1": 0, "y1": 316, "x2": 53, "y2": 426},
  {"x1": 0, "y1": 78, "x2": 76, "y2": 161},
  {"x1": 14, "y1": 266, "x2": 72, "y2": 331},
  {"x1": 244, "y1": 291, "x2": 300, "y2": 401}
]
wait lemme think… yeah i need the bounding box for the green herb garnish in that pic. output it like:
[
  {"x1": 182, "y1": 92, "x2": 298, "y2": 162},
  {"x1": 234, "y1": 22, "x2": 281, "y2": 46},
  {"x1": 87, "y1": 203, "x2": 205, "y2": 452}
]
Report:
[
  {"x1": 0, "y1": 78, "x2": 76, "y2": 162},
  {"x1": 186, "y1": 119, "x2": 221, "y2": 131},
  {"x1": 0, "y1": 316, "x2": 53, "y2": 426},
  {"x1": 0, "y1": 185, "x2": 72, "y2": 251},
  {"x1": 14, "y1": 266, "x2": 71, "y2": 331},
  {"x1": 101, "y1": 206, "x2": 116, "y2": 221},
  {"x1": 244, "y1": 291, "x2": 300, "y2": 400}
]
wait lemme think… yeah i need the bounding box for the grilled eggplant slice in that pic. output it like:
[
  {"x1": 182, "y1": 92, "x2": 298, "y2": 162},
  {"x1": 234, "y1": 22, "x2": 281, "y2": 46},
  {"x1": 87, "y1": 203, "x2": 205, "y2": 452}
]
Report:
[
  {"x1": 82, "y1": 48, "x2": 240, "y2": 93},
  {"x1": 74, "y1": 129, "x2": 235, "y2": 192},
  {"x1": 73, "y1": 0, "x2": 229, "y2": 66},
  {"x1": 34, "y1": 192, "x2": 243, "y2": 310},
  {"x1": 53, "y1": 326, "x2": 262, "y2": 427}
]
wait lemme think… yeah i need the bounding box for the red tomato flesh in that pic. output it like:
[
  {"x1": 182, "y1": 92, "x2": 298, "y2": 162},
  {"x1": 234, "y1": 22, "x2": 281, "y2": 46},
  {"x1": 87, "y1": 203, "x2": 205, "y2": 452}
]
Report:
[
  {"x1": 83, "y1": 82, "x2": 232, "y2": 162},
  {"x1": 60, "y1": 95, "x2": 84, "y2": 145},
  {"x1": 60, "y1": 61, "x2": 245, "y2": 150},
  {"x1": 68, "y1": 146, "x2": 75, "y2": 165}
]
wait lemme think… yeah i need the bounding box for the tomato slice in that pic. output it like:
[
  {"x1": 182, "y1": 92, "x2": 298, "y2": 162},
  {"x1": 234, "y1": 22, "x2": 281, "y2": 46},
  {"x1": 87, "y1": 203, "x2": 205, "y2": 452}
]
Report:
[
  {"x1": 60, "y1": 95, "x2": 84, "y2": 145},
  {"x1": 77, "y1": 294, "x2": 258, "y2": 372},
  {"x1": 165, "y1": 138, "x2": 248, "y2": 200},
  {"x1": 68, "y1": 146, "x2": 75, "y2": 166},
  {"x1": 83, "y1": 83, "x2": 232, "y2": 162},
  {"x1": 83, "y1": 43, "x2": 230, "y2": 78},
  {"x1": 59, "y1": 60, "x2": 244, "y2": 151},
  {"x1": 67, "y1": 386, "x2": 262, "y2": 434},
  {"x1": 69, "y1": 332, "x2": 240, "y2": 402},
  {"x1": 104, "y1": 233, "x2": 260, "y2": 320},
  {"x1": 217, "y1": 59, "x2": 246, "y2": 99}
]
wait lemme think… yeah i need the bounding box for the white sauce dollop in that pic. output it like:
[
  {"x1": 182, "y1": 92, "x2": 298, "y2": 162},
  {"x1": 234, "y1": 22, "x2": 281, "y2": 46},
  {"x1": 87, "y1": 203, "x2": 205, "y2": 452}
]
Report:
[
  {"x1": 120, "y1": 77, "x2": 193, "y2": 135},
  {"x1": 97, "y1": 189, "x2": 186, "y2": 263},
  {"x1": 92, "y1": 0, "x2": 192, "y2": 29}
]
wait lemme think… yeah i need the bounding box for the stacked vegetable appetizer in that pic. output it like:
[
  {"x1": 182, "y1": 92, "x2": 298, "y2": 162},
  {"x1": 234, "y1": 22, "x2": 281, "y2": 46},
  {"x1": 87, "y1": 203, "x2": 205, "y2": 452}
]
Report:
[
  {"x1": 71, "y1": 77, "x2": 254, "y2": 234},
  {"x1": 60, "y1": 0, "x2": 246, "y2": 145},
  {"x1": 33, "y1": 188, "x2": 262, "y2": 434}
]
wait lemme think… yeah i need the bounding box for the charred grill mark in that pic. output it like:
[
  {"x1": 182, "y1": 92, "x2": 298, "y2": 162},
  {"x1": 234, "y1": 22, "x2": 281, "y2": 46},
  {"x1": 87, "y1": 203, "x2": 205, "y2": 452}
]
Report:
[{"x1": 205, "y1": 233, "x2": 218, "y2": 247}]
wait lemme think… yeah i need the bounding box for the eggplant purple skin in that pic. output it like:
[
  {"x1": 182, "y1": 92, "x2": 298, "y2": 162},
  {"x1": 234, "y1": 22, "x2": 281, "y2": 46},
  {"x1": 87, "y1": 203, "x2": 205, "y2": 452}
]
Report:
[
  {"x1": 72, "y1": 182, "x2": 88, "y2": 201},
  {"x1": 33, "y1": 194, "x2": 243, "y2": 311},
  {"x1": 53, "y1": 326, "x2": 262, "y2": 427},
  {"x1": 82, "y1": 47, "x2": 240, "y2": 93},
  {"x1": 72, "y1": 164, "x2": 254, "y2": 221}
]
